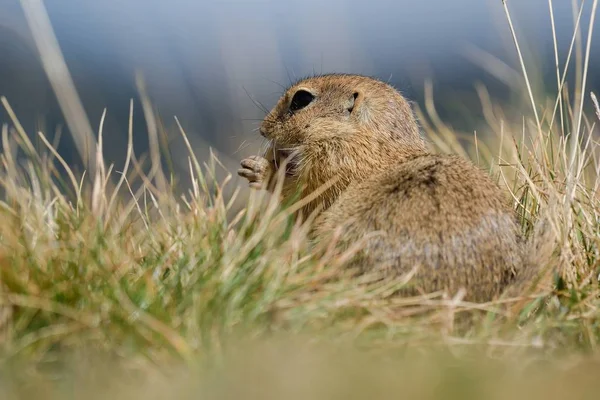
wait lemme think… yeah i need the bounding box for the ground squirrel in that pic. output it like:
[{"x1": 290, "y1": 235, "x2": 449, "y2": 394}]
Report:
[{"x1": 238, "y1": 74, "x2": 524, "y2": 302}]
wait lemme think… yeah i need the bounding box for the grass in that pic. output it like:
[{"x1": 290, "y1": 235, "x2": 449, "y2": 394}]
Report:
[{"x1": 1, "y1": 0, "x2": 600, "y2": 398}]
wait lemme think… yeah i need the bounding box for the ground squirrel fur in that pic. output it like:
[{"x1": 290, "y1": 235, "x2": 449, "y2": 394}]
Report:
[{"x1": 238, "y1": 74, "x2": 524, "y2": 302}]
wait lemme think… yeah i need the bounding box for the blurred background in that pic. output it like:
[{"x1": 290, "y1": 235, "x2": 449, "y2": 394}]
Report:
[{"x1": 0, "y1": 0, "x2": 598, "y2": 186}]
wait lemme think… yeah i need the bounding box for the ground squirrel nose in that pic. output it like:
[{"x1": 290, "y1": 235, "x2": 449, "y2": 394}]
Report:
[{"x1": 259, "y1": 128, "x2": 267, "y2": 138}]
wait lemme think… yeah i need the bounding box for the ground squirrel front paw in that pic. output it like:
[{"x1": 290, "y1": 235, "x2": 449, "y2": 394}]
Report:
[{"x1": 238, "y1": 155, "x2": 273, "y2": 189}]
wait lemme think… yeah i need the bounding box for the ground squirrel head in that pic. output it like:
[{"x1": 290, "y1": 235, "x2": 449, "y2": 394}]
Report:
[
  {"x1": 262, "y1": 74, "x2": 423, "y2": 146},
  {"x1": 260, "y1": 74, "x2": 427, "y2": 216}
]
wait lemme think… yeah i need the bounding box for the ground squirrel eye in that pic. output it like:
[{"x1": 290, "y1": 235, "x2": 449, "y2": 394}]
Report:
[{"x1": 289, "y1": 90, "x2": 314, "y2": 112}]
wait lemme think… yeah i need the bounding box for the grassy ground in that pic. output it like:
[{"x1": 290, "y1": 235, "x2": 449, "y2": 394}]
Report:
[{"x1": 1, "y1": 1, "x2": 600, "y2": 398}]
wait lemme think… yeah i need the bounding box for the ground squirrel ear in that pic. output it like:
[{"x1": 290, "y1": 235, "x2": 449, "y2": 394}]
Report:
[{"x1": 346, "y1": 92, "x2": 362, "y2": 114}]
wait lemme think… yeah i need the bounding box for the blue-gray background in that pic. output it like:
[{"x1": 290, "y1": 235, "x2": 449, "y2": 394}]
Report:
[{"x1": 0, "y1": 0, "x2": 598, "y2": 178}]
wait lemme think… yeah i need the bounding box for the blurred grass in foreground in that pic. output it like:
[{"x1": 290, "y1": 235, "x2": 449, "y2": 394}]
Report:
[
  {"x1": 3, "y1": 338, "x2": 600, "y2": 400},
  {"x1": 0, "y1": 0, "x2": 600, "y2": 398}
]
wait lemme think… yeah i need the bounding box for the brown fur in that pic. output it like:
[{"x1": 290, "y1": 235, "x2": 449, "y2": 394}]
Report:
[{"x1": 238, "y1": 74, "x2": 525, "y2": 302}]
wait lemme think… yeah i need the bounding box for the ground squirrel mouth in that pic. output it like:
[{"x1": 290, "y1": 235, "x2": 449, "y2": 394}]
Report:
[{"x1": 273, "y1": 145, "x2": 300, "y2": 177}]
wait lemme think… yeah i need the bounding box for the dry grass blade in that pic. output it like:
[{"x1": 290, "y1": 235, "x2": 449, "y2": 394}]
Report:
[
  {"x1": 591, "y1": 92, "x2": 600, "y2": 122},
  {"x1": 18, "y1": 0, "x2": 98, "y2": 178},
  {"x1": 502, "y1": 0, "x2": 543, "y2": 135},
  {"x1": 135, "y1": 73, "x2": 168, "y2": 195}
]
